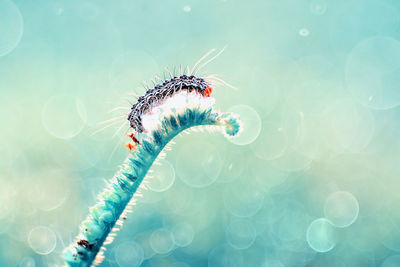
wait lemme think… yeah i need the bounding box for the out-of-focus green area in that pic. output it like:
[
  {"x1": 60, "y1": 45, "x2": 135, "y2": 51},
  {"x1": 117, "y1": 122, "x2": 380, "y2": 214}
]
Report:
[{"x1": 1, "y1": 0, "x2": 400, "y2": 266}]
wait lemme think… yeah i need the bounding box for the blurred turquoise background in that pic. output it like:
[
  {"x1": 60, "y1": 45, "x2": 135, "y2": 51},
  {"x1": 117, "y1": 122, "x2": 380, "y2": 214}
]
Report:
[{"x1": 1, "y1": 0, "x2": 400, "y2": 266}]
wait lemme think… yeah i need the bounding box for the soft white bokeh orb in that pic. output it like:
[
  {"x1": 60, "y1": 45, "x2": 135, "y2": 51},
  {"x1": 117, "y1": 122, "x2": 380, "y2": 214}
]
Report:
[
  {"x1": 284, "y1": 78, "x2": 341, "y2": 116},
  {"x1": 346, "y1": 37, "x2": 400, "y2": 110},
  {"x1": 228, "y1": 105, "x2": 262, "y2": 146},
  {"x1": 176, "y1": 142, "x2": 222, "y2": 188},
  {"x1": 216, "y1": 149, "x2": 246, "y2": 183},
  {"x1": 325, "y1": 99, "x2": 359, "y2": 152},
  {"x1": 147, "y1": 159, "x2": 175, "y2": 192},
  {"x1": 299, "y1": 28, "x2": 310, "y2": 37},
  {"x1": 27, "y1": 226, "x2": 57, "y2": 255},
  {"x1": 347, "y1": 106, "x2": 374, "y2": 153},
  {"x1": 0, "y1": 0, "x2": 23, "y2": 56},
  {"x1": 226, "y1": 219, "x2": 256, "y2": 249},
  {"x1": 49, "y1": 138, "x2": 100, "y2": 171},
  {"x1": 150, "y1": 228, "x2": 175, "y2": 254},
  {"x1": 28, "y1": 169, "x2": 70, "y2": 211},
  {"x1": 271, "y1": 149, "x2": 312, "y2": 172},
  {"x1": 114, "y1": 241, "x2": 144, "y2": 267},
  {"x1": 276, "y1": 206, "x2": 310, "y2": 244},
  {"x1": 324, "y1": 191, "x2": 359, "y2": 228},
  {"x1": 249, "y1": 69, "x2": 281, "y2": 117},
  {"x1": 134, "y1": 232, "x2": 156, "y2": 260},
  {"x1": 171, "y1": 222, "x2": 195, "y2": 247},
  {"x1": 42, "y1": 95, "x2": 87, "y2": 139},
  {"x1": 306, "y1": 218, "x2": 335, "y2": 253},
  {"x1": 224, "y1": 181, "x2": 264, "y2": 218},
  {"x1": 251, "y1": 126, "x2": 288, "y2": 161},
  {"x1": 322, "y1": 99, "x2": 374, "y2": 153},
  {"x1": 310, "y1": 0, "x2": 327, "y2": 15},
  {"x1": 165, "y1": 183, "x2": 195, "y2": 215}
]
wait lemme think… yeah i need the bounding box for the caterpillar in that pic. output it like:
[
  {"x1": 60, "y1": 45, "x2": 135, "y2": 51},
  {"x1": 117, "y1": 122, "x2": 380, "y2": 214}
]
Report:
[
  {"x1": 63, "y1": 52, "x2": 241, "y2": 267},
  {"x1": 128, "y1": 74, "x2": 213, "y2": 133}
]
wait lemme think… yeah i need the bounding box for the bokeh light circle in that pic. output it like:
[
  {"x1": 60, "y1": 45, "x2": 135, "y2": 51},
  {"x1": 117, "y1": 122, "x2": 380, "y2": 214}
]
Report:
[
  {"x1": 165, "y1": 183, "x2": 195, "y2": 215},
  {"x1": 306, "y1": 218, "x2": 335, "y2": 252},
  {"x1": 216, "y1": 149, "x2": 246, "y2": 183},
  {"x1": 176, "y1": 141, "x2": 222, "y2": 188},
  {"x1": 324, "y1": 191, "x2": 359, "y2": 228},
  {"x1": 251, "y1": 126, "x2": 288, "y2": 161},
  {"x1": 275, "y1": 203, "x2": 310, "y2": 246},
  {"x1": 134, "y1": 232, "x2": 156, "y2": 260},
  {"x1": 224, "y1": 181, "x2": 264, "y2": 218},
  {"x1": 382, "y1": 255, "x2": 400, "y2": 267},
  {"x1": 171, "y1": 222, "x2": 195, "y2": 247},
  {"x1": 0, "y1": 0, "x2": 23, "y2": 56},
  {"x1": 226, "y1": 219, "x2": 256, "y2": 249},
  {"x1": 228, "y1": 105, "x2": 262, "y2": 146},
  {"x1": 114, "y1": 241, "x2": 144, "y2": 267},
  {"x1": 270, "y1": 149, "x2": 312, "y2": 172},
  {"x1": 147, "y1": 159, "x2": 175, "y2": 192},
  {"x1": 299, "y1": 28, "x2": 310, "y2": 37},
  {"x1": 28, "y1": 169, "x2": 71, "y2": 211},
  {"x1": 27, "y1": 226, "x2": 57, "y2": 255},
  {"x1": 250, "y1": 70, "x2": 281, "y2": 117},
  {"x1": 42, "y1": 95, "x2": 87, "y2": 139},
  {"x1": 150, "y1": 228, "x2": 175, "y2": 254},
  {"x1": 254, "y1": 163, "x2": 289, "y2": 193},
  {"x1": 310, "y1": 0, "x2": 327, "y2": 15},
  {"x1": 49, "y1": 138, "x2": 100, "y2": 171},
  {"x1": 321, "y1": 99, "x2": 374, "y2": 153},
  {"x1": 346, "y1": 37, "x2": 400, "y2": 110}
]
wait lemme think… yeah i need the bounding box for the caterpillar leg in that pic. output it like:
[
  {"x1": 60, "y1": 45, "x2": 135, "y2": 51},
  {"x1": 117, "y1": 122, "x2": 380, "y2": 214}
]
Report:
[
  {"x1": 125, "y1": 132, "x2": 141, "y2": 145},
  {"x1": 124, "y1": 142, "x2": 137, "y2": 152}
]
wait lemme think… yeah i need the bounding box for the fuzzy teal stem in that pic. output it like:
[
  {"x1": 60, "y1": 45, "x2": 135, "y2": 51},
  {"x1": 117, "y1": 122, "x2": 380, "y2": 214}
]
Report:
[{"x1": 63, "y1": 107, "x2": 240, "y2": 267}]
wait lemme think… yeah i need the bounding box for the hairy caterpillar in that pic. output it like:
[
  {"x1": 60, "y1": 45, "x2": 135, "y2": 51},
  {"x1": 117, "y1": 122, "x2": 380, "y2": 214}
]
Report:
[
  {"x1": 128, "y1": 74, "x2": 213, "y2": 133},
  {"x1": 63, "y1": 52, "x2": 240, "y2": 267}
]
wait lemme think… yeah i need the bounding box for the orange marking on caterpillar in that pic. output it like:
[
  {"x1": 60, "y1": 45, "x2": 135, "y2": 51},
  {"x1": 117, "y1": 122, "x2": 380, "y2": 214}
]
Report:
[
  {"x1": 203, "y1": 87, "x2": 212, "y2": 97},
  {"x1": 125, "y1": 142, "x2": 137, "y2": 152},
  {"x1": 125, "y1": 132, "x2": 141, "y2": 145}
]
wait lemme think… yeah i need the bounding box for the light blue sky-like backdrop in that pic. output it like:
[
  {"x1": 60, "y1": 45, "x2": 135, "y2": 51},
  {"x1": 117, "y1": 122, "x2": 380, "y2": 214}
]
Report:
[{"x1": 1, "y1": 0, "x2": 400, "y2": 266}]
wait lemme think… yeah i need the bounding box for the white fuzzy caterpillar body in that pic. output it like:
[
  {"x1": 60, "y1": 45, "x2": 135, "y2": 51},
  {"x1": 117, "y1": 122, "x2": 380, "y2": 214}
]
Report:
[
  {"x1": 63, "y1": 54, "x2": 240, "y2": 266},
  {"x1": 128, "y1": 75, "x2": 212, "y2": 133}
]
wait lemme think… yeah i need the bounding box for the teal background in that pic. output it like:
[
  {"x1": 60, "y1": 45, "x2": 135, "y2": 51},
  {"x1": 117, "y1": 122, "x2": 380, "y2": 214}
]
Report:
[{"x1": 1, "y1": 0, "x2": 400, "y2": 266}]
